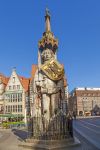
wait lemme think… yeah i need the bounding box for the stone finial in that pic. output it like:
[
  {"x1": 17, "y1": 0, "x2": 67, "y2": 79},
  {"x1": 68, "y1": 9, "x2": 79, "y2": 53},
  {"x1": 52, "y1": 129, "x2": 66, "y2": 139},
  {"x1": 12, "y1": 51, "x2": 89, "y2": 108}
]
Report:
[
  {"x1": 46, "y1": 8, "x2": 50, "y2": 16},
  {"x1": 45, "y1": 8, "x2": 51, "y2": 32}
]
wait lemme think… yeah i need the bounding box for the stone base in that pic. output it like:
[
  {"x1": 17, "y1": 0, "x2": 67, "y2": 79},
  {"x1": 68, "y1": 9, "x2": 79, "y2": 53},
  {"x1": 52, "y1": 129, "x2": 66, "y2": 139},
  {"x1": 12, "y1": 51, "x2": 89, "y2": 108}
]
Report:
[{"x1": 19, "y1": 137, "x2": 81, "y2": 150}]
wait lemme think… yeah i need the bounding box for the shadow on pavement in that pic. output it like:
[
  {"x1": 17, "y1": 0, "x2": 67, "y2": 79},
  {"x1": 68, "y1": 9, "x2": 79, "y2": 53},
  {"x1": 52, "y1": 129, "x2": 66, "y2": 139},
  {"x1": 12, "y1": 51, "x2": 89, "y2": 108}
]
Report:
[{"x1": 12, "y1": 129, "x2": 28, "y2": 141}]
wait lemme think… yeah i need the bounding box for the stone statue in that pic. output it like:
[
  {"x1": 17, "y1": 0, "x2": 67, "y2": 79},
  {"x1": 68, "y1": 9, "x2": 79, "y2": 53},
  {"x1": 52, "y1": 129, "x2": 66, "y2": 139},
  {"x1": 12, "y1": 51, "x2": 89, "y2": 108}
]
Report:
[
  {"x1": 27, "y1": 9, "x2": 81, "y2": 150},
  {"x1": 32, "y1": 9, "x2": 66, "y2": 136},
  {"x1": 33, "y1": 48, "x2": 65, "y2": 131}
]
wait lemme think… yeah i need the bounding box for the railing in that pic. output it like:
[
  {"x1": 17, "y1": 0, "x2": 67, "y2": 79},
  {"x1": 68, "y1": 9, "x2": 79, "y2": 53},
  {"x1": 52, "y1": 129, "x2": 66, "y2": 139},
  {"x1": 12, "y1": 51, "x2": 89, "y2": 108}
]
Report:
[{"x1": 27, "y1": 113, "x2": 73, "y2": 140}]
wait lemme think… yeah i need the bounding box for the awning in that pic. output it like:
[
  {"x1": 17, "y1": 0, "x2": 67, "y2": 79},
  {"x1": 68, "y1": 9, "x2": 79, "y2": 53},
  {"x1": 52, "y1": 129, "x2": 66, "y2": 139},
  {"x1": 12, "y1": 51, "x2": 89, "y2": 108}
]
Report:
[{"x1": 0, "y1": 114, "x2": 24, "y2": 118}]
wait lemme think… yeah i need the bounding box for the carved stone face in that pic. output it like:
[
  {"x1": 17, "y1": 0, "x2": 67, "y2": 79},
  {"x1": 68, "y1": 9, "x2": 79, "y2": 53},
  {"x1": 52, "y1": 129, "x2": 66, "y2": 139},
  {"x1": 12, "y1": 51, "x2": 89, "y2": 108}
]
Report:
[{"x1": 41, "y1": 49, "x2": 54, "y2": 62}]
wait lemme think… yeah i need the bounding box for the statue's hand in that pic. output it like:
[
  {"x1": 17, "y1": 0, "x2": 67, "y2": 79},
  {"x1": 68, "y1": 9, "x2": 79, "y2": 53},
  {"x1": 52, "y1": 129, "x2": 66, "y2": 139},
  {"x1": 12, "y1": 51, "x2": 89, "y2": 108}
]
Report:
[
  {"x1": 47, "y1": 87, "x2": 60, "y2": 94},
  {"x1": 41, "y1": 88, "x2": 48, "y2": 94},
  {"x1": 47, "y1": 88, "x2": 53, "y2": 94}
]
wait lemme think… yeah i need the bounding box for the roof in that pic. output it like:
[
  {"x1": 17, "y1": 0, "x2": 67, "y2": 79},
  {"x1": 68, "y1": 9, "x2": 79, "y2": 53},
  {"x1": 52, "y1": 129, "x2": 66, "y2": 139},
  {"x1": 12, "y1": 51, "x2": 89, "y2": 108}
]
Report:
[
  {"x1": 61, "y1": 64, "x2": 67, "y2": 87},
  {"x1": 0, "y1": 64, "x2": 67, "y2": 92},
  {"x1": 64, "y1": 77, "x2": 67, "y2": 87},
  {"x1": 18, "y1": 76, "x2": 30, "y2": 92},
  {"x1": 31, "y1": 64, "x2": 38, "y2": 81},
  {"x1": 0, "y1": 72, "x2": 30, "y2": 92},
  {"x1": 70, "y1": 87, "x2": 100, "y2": 97},
  {"x1": 76, "y1": 87, "x2": 100, "y2": 91},
  {"x1": 0, "y1": 114, "x2": 24, "y2": 117},
  {"x1": 0, "y1": 73, "x2": 9, "y2": 86}
]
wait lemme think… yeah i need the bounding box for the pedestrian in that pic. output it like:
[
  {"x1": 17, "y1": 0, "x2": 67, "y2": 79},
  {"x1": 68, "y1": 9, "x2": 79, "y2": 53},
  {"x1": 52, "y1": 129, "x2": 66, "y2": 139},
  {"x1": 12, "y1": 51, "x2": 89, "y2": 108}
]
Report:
[
  {"x1": 73, "y1": 112, "x2": 76, "y2": 120},
  {"x1": 67, "y1": 113, "x2": 73, "y2": 137}
]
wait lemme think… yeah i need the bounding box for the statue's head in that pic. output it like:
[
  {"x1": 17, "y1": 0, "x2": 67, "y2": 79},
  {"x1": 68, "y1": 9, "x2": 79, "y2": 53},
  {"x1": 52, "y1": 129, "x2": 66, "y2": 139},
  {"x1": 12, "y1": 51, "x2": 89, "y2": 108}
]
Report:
[{"x1": 41, "y1": 48, "x2": 54, "y2": 63}]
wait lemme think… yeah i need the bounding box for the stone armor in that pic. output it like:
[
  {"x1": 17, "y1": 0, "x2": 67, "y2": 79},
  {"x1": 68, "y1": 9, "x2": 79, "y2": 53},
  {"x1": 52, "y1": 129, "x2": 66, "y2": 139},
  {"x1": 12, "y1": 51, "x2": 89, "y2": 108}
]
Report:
[
  {"x1": 33, "y1": 69, "x2": 65, "y2": 122},
  {"x1": 32, "y1": 9, "x2": 66, "y2": 135}
]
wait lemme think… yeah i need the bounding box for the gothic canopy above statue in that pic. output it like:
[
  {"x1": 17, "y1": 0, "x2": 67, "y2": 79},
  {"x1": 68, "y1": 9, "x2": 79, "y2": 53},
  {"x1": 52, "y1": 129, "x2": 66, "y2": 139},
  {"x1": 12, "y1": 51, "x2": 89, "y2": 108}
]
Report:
[{"x1": 38, "y1": 8, "x2": 58, "y2": 53}]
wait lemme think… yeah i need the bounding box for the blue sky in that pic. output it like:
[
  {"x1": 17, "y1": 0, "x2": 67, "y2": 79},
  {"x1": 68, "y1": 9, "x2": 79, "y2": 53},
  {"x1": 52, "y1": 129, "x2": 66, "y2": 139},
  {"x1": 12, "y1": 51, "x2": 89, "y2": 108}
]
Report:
[{"x1": 0, "y1": 0, "x2": 100, "y2": 91}]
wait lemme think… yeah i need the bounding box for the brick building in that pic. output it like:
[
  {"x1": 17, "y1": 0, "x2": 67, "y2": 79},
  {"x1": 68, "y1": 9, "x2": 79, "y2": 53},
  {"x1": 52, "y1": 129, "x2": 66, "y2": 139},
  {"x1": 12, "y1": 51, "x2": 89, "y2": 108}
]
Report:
[{"x1": 68, "y1": 87, "x2": 100, "y2": 116}]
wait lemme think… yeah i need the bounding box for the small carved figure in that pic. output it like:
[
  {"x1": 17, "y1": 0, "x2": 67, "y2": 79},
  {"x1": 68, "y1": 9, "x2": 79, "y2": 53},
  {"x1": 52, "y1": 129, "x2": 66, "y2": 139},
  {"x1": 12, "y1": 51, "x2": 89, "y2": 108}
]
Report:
[{"x1": 46, "y1": 8, "x2": 50, "y2": 16}]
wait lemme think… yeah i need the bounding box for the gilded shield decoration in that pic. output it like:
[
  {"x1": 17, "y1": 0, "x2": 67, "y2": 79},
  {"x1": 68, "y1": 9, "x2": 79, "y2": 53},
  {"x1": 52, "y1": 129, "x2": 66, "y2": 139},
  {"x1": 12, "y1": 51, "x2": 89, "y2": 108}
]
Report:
[{"x1": 40, "y1": 58, "x2": 64, "y2": 81}]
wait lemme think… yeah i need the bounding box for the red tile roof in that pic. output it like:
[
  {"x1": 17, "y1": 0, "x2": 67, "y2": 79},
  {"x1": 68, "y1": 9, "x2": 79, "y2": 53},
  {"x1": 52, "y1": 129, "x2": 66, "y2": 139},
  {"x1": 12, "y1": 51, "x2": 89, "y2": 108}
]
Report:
[
  {"x1": 18, "y1": 76, "x2": 30, "y2": 92},
  {"x1": 64, "y1": 77, "x2": 67, "y2": 87},
  {"x1": 0, "y1": 73, "x2": 9, "y2": 86},
  {"x1": 0, "y1": 63, "x2": 67, "y2": 92},
  {"x1": 0, "y1": 72, "x2": 30, "y2": 92},
  {"x1": 31, "y1": 64, "x2": 38, "y2": 81}
]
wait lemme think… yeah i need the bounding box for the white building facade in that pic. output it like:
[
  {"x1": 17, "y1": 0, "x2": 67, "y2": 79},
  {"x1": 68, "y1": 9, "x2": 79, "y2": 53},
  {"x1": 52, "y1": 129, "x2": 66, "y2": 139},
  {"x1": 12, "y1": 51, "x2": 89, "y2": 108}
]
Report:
[{"x1": 1, "y1": 69, "x2": 30, "y2": 122}]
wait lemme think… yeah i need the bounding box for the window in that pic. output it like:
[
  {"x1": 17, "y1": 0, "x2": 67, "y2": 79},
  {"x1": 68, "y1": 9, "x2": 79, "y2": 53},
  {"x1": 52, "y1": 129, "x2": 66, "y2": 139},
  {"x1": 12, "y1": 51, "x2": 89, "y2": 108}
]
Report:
[
  {"x1": 5, "y1": 94, "x2": 10, "y2": 101},
  {"x1": 13, "y1": 94, "x2": 15, "y2": 102},
  {"x1": 15, "y1": 105, "x2": 17, "y2": 112},
  {"x1": 18, "y1": 93, "x2": 22, "y2": 102},
  {"x1": 8, "y1": 106, "x2": 10, "y2": 112},
  {"x1": 13, "y1": 85, "x2": 16, "y2": 90},
  {"x1": 9, "y1": 86, "x2": 11, "y2": 90},
  {"x1": 6, "y1": 93, "x2": 22, "y2": 104},
  {"x1": 13, "y1": 105, "x2": 15, "y2": 112},
  {"x1": 13, "y1": 77, "x2": 15, "y2": 83},
  {"x1": 18, "y1": 105, "x2": 20, "y2": 112},
  {"x1": 6, "y1": 106, "x2": 7, "y2": 112},
  {"x1": 17, "y1": 85, "x2": 20, "y2": 89},
  {"x1": 8, "y1": 96, "x2": 10, "y2": 102},
  {"x1": 10, "y1": 105, "x2": 12, "y2": 112},
  {"x1": 26, "y1": 96, "x2": 29, "y2": 102},
  {"x1": 15, "y1": 94, "x2": 17, "y2": 102},
  {"x1": 88, "y1": 93, "x2": 91, "y2": 96},
  {"x1": 11, "y1": 94, "x2": 13, "y2": 102},
  {"x1": 18, "y1": 105, "x2": 22, "y2": 112}
]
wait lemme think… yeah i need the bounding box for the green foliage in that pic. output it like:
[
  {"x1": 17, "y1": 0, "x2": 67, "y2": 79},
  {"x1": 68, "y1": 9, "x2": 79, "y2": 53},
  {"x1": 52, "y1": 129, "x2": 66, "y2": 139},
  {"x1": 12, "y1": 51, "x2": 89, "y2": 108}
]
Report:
[{"x1": 2, "y1": 121, "x2": 25, "y2": 128}]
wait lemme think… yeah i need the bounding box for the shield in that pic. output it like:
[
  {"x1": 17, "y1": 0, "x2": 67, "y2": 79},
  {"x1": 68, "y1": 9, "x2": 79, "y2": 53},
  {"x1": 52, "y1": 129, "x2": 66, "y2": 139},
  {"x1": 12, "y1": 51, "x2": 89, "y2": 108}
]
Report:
[{"x1": 40, "y1": 58, "x2": 64, "y2": 81}]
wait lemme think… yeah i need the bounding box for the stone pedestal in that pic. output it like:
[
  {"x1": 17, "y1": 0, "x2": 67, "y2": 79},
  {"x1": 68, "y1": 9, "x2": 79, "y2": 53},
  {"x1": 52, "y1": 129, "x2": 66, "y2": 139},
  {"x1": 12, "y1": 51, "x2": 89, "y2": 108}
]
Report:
[{"x1": 19, "y1": 137, "x2": 81, "y2": 150}]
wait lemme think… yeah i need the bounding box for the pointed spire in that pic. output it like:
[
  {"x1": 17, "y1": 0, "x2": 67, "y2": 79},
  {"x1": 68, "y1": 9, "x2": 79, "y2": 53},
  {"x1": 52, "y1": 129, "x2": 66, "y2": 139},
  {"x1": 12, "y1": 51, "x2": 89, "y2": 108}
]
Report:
[
  {"x1": 45, "y1": 8, "x2": 51, "y2": 32},
  {"x1": 12, "y1": 67, "x2": 16, "y2": 72},
  {"x1": 38, "y1": 9, "x2": 58, "y2": 52}
]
